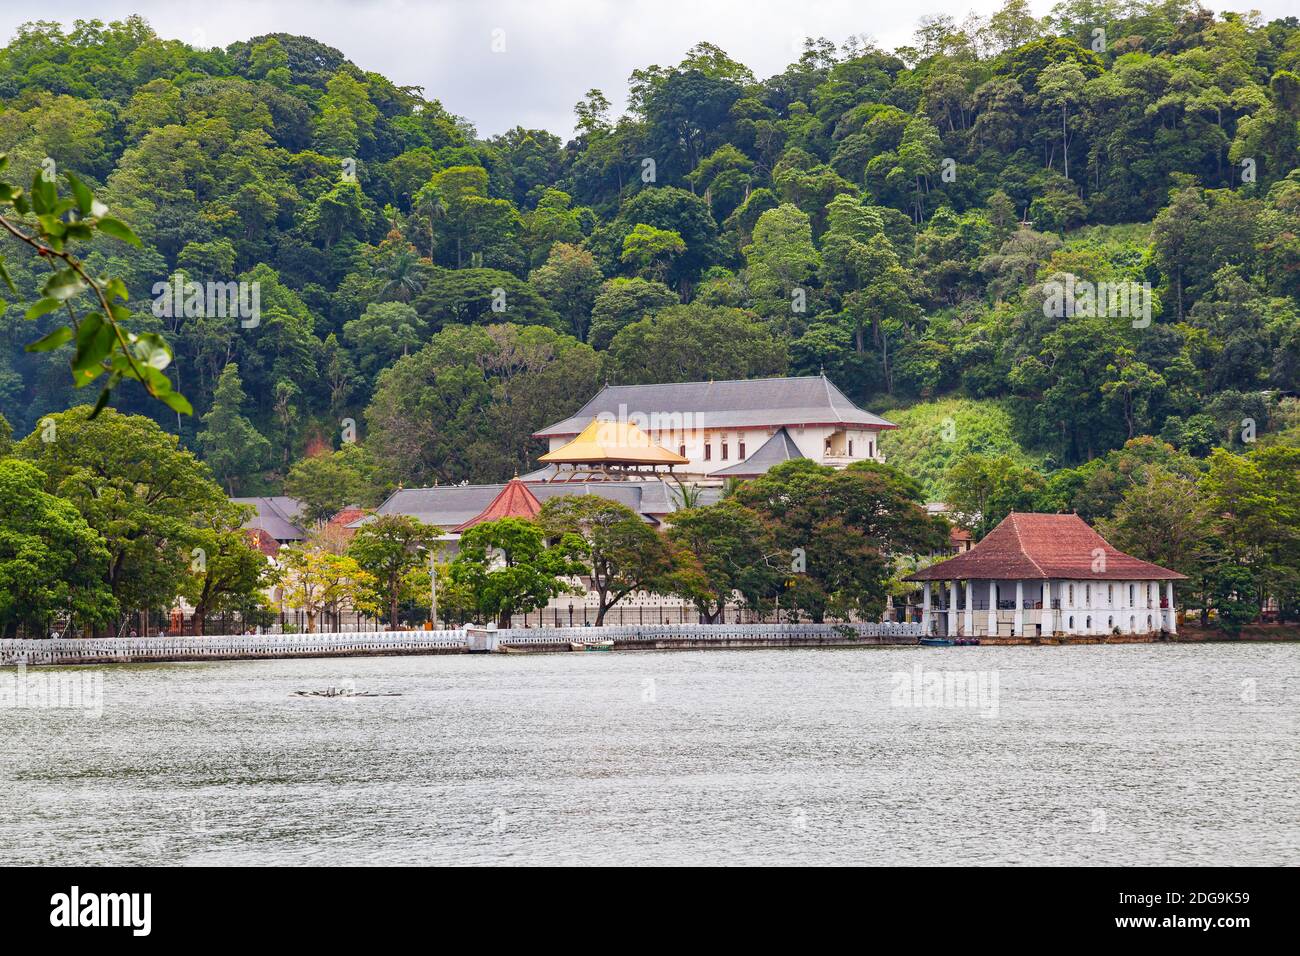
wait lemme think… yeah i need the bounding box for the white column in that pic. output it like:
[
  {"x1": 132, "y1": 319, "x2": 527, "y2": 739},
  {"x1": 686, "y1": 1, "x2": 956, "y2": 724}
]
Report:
[
  {"x1": 947, "y1": 580, "x2": 958, "y2": 637},
  {"x1": 1165, "y1": 580, "x2": 1177, "y2": 634},
  {"x1": 988, "y1": 580, "x2": 997, "y2": 637},
  {"x1": 964, "y1": 581, "x2": 974, "y2": 637},
  {"x1": 1014, "y1": 580, "x2": 1024, "y2": 636},
  {"x1": 922, "y1": 581, "x2": 932, "y2": 634}
]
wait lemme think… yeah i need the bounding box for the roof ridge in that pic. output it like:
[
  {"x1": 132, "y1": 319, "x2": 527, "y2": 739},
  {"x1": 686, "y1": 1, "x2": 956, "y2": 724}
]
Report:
[
  {"x1": 599, "y1": 374, "x2": 824, "y2": 390},
  {"x1": 1008, "y1": 513, "x2": 1047, "y2": 577}
]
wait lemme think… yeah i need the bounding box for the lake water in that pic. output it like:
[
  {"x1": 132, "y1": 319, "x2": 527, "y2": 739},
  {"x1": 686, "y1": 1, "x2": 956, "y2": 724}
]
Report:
[{"x1": 1, "y1": 643, "x2": 1296, "y2": 866}]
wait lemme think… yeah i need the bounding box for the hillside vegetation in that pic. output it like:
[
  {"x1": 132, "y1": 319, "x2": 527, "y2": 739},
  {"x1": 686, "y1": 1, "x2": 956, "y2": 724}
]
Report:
[{"x1": 0, "y1": 3, "x2": 1293, "y2": 500}]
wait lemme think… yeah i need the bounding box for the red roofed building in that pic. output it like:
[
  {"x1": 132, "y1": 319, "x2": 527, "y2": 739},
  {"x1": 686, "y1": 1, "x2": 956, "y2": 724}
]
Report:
[
  {"x1": 904, "y1": 513, "x2": 1186, "y2": 638},
  {"x1": 452, "y1": 478, "x2": 542, "y2": 532},
  {"x1": 243, "y1": 527, "x2": 281, "y2": 558},
  {"x1": 328, "y1": 507, "x2": 370, "y2": 537}
]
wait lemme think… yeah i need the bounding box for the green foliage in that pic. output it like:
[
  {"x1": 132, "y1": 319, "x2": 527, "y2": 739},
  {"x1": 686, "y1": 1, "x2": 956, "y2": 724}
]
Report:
[
  {"x1": 538, "y1": 495, "x2": 682, "y2": 625},
  {"x1": 279, "y1": 545, "x2": 378, "y2": 633},
  {"x1": 346, "y1": 513, "x2": 440, "y2": 627},
  {"x1": 0, "y1": 11, "x2": 1296, "y2": 633},
  {"x1": 605, "y1": 304, "x2": 787, "y2": 384},
  {"x1": 665, "y1": 499, "x2": 781, "y2": 622},
  {"x1": 365, "y1": 322, "x2": 601, "y2": 486},
  {"x1": 0, "y1": 155, "x2": 184, "y2": 416},
  {"x1": 943, "y1": 452, "x2": 1046, "y2": 540},
  {"x1": 447, "y1": 516, "x2": 587, "y2": 628},
  {"x1": 180, "y1": 500, "x2": 278, "y2": 634},
  {"x1": 197, "y1": 363, "x2": 270, "y2": 493},
  {"x1": 283, "y1": 441, "x2": 384, "y2": 525},
  {"x1": 732, "y1": 458, "x2": 947, "y2": 622},
  {"x1": 0, "y1": 11, "x2": 1294, "y2": 482},
  {"x1": 587, "y1": 276, "x2": 677, "y2": 350},
  {"x1": 879, "y1": 398, "x2": 1040, "y2": 500},
  {"x1": 342, "y1": 301, "x2": 426, "y2": 377},
  {"x1": 0, "y1": 457, "x2": 114, "y2": 634},
  {"x1": 14, "y1": 405, "x2": 227, "y2": 629}
]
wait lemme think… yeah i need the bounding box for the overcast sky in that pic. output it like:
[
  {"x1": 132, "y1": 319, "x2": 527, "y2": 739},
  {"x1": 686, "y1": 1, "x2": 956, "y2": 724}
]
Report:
[{"x1": 4, "y1": 0, "x2": 1298, "y2": 138}]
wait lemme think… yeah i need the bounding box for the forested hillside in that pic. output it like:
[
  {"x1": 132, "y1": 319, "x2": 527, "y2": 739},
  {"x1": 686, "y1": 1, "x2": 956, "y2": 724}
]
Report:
[{"x1": 0, "y1": 1, "x2": 1297, "y2": 507}]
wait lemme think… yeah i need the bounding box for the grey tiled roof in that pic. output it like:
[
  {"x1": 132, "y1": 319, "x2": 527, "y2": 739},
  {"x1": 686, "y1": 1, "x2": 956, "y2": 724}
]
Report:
[
  {"x1": 709, "y1": 427, "x2": 807, "y2": 478},
  {"x1": 363, "y1": 479, "x2": 720, "y2": 529},
  {"x1": 533, "y1": 375, "x2": 897, "y2": 437},
  {"x1": 231, "y1": 496, "x2": 307, "y2": 541}
]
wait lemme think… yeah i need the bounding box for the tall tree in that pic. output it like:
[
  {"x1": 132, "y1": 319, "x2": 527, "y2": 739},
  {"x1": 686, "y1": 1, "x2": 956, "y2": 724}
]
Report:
[
  {"x1": 346, "y1": 514, "x2": 441, "y2": 627},
  {"x1": 538, "y1": 496, "x2": 682, "y2": 626},
  {"x1": 0, "y1": 457, "x2": 114, "y2": 635},
  {"x1": 197, "y1": 363, "x2": 270, "y2": 493},
  {"x1": 447, "y1": 517, "x2": 587, "y2": 628},
  {"x1": 182, "y1": 501, "x2": 278, "y2": 635},
  {"x1": 16, "y1": 407, "x2": 227, "y2": 635},
  {"x1": 279, "y1": 546, "x2": 378, "y2": 633}
]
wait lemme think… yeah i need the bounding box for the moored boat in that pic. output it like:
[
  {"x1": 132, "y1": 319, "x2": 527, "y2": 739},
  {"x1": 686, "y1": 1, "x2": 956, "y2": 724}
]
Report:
[
  {"x1": 919, "y1": 637, "x2": 956, "y2": 646},
  {"x1": 569, "y1": 640, "x2": 615, "y2": 652}
]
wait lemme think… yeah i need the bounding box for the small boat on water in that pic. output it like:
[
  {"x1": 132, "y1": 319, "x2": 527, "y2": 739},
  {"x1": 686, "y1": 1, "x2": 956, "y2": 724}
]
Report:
[
  {"x1": 955, "y1": 638, "x2": 981, "y2": 646},
  {"x1": 919, "y1": 637, "x2": 956, "y2": 646},
  {"x1": 569, "y1": 640, "x2": 614, "y2": 652}
]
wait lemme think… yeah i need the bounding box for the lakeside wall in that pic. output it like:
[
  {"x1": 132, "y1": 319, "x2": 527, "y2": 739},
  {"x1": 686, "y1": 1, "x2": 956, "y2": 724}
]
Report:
[
  {"x1": 0, "y1": 622, "x2": 921, "y2": 665},
  {"x1": 3, "y1": 621, "x2": 1293, "y2": 666}
]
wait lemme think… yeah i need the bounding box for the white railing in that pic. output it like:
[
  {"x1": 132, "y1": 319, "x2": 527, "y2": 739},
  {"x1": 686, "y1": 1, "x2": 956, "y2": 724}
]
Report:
[
  {"x1": 0, "y1": 631, "x2": 467, "y2": 664},
  {"x1": 1, "y1": 622, "x2": 921, "y2": 664},
  {"x1": 492, "y1": 621, "x2": 921, "y2": 645}
]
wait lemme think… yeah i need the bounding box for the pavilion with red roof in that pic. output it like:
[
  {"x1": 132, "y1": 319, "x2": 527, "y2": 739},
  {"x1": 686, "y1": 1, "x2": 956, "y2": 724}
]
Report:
[
  {"x1": 904, "y1": 513, "x2": 1186, "y2": 638},
  {"x1": 452, "y1": 477, "x2": 542, "y2": 532}
]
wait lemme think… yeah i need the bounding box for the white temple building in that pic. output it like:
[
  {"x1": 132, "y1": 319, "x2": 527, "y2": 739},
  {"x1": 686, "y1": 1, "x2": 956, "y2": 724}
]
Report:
[
  {"x1": 904, "y1": 513, "x2": 1186, "y2": 638},
  {"x1": 531, "y1": 374, "x2": 897, "y2": 482}
]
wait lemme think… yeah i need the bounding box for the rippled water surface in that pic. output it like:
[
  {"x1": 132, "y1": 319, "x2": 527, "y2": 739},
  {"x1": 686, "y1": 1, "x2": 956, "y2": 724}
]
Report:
[{"x1": 1, "y1": 643, "x2": 1297, "y2": 865}]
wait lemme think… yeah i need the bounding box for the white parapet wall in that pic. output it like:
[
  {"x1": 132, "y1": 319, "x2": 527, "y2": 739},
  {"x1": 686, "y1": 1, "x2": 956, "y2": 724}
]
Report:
[
  {"x1": 0, "y1": 632, "x2": 469, "y2": 665},
  {"x1": 0, "y1": 622, "x2": 923, "y2": 664},
  {"x1": 489, "y1": 621, "x2": 922, "y2": 645}
]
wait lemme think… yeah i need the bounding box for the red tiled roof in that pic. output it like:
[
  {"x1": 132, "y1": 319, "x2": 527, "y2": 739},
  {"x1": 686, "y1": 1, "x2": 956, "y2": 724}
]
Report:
[
  {"x1": 244, "y1": 527, "x2": 280, "y2": 558},
  {"x1": 329, "y1": 507, "x2": 369, "y2": 527},
  {"x1": 452, "y1": 478, "x2": 542, "y2": 532},
  {"x1": 905, "y1": 513, "x2": 1186, "y2": 581}
]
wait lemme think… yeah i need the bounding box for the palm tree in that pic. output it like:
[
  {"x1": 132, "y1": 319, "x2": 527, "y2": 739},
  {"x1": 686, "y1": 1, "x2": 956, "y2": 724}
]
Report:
[
  {"x1": 378, "y1": 249, "x2": 424, "y2": 302},
  {"x1": 670, "y1": 481, "x2": 703, "y2": 510}
]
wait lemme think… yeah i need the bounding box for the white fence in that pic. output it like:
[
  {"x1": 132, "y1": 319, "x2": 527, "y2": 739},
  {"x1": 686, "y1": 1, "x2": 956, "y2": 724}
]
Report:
[
  {"x1": 490, "y1": 622, "x2": 922, "y2": 646},
  {"x1": 1, "y1": 622, "x2": 922, "y2": 664},
  {"x1": 0, "y1": 632, "x2": 468, "y2": 665}
]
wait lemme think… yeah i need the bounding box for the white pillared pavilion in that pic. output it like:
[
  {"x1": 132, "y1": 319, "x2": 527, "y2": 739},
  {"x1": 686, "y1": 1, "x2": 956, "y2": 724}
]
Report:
[{"x1": 904, "y1": 512, "x2": 1186, "y2": 638}]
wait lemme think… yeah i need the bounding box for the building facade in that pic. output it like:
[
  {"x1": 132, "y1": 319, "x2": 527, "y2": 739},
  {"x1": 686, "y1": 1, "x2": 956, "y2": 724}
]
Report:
[{"x1": 532, "y1": 374, "x2": 897, "y2": 482}]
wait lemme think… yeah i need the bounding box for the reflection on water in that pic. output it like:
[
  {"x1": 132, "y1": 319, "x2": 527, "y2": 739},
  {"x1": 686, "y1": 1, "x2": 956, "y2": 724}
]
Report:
[{"x1": 1, "y1": 644, "x2": 1296, "y2": 865}]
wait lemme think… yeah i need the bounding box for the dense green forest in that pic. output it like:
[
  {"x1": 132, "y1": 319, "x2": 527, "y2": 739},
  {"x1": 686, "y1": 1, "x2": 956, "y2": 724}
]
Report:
[{"x1": 0, "y1": 2, "x2": 1296, "y2": 501}]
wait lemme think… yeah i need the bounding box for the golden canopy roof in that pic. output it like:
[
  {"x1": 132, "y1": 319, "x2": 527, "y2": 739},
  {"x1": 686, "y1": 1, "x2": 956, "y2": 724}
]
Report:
[{"x1": 538, "y1": 418, "x2": 690, "y2": 466}]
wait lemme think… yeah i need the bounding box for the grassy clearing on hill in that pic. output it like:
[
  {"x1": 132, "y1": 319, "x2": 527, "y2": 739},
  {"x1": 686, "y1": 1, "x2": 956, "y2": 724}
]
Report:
[{"x1": 878, "y1": 397, "x2": 1043, "y2": 501}]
